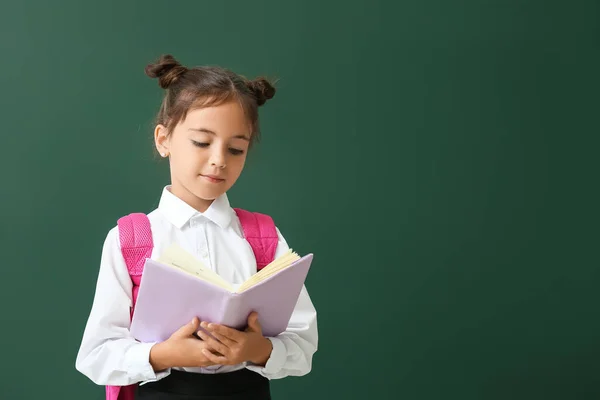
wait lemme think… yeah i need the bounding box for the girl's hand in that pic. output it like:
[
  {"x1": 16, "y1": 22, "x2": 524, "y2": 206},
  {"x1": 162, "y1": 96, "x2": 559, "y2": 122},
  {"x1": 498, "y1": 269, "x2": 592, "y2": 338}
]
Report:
[
  {"x1": 149, "y1": 317, "x2": 217, "y2": 371},
  {"x1": 196, "y1": 312, "x2": 273, "y2": 366}
]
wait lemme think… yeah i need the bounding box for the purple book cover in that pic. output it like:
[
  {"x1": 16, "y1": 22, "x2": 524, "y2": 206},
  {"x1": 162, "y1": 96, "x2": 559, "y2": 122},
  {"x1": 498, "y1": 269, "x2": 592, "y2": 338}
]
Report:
[{"x1": 130, "y1": 254, "x2": 313, "y2": 342}]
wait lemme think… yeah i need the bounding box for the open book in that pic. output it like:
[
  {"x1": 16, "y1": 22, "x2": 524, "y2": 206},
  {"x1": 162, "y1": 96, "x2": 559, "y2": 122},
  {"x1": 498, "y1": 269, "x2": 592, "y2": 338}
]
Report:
[
  {"x1": 129, "y1": 245, "x2": 313, "y2": 342},
  {"x1": 157, "y1": 244, "x2": 303, "y2": 293}
]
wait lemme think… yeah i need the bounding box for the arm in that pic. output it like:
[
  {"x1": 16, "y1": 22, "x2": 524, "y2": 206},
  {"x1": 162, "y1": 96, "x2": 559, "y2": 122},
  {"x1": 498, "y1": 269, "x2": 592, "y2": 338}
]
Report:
[
  {"x1": 75, "y1": 227, "x2": 170, "y2": 385},
  {"x1": 245, "y1": 227, "x2": 319, "y2": 379}
]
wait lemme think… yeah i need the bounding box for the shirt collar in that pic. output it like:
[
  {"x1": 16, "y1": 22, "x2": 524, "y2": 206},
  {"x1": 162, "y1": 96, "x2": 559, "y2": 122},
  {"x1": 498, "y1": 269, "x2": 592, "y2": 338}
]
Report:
[{"x1": 157, "y1": 185, "x2": 233, "y2": 230}]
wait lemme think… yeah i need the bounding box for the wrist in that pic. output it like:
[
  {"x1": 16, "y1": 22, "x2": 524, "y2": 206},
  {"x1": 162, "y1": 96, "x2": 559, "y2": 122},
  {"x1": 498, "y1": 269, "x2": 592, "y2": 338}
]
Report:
[
  {"x1": 250, "y1": 337, "x2": 273, "y2": 366},
  {"x1": 149, "y1": 341, "x2": 173, "y2": 371}
]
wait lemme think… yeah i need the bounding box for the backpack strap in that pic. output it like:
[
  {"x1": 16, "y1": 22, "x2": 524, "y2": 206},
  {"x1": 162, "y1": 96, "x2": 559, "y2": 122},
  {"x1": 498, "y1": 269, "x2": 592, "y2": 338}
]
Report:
[
  {"x1": 117, "y1": 213, "x2": 154, "y2": 309},
  {"x1": 106, "y1": 213, "x2": 153, "y2": 400},
  {"x1": 233, "y1": 208, "x2": 278, "y2": 270}
]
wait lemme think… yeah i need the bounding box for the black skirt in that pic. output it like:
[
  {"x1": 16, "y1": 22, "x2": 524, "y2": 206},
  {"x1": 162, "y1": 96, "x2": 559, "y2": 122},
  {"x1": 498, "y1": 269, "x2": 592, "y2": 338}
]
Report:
[{"x1": 136, "y1": 368, "x2": 271, "y2": 400}]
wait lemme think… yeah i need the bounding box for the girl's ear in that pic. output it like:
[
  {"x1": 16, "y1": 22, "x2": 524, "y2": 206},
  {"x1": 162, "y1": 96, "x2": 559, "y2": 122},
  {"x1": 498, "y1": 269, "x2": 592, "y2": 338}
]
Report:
[{"x1": 154, "y1": 124, "x2": 170, "y2": 157}]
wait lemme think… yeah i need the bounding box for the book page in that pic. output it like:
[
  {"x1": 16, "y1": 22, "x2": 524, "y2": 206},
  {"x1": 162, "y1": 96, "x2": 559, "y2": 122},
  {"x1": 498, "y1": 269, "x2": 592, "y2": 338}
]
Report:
[
  {"x1": 157, "y1": 244, "x2": 234, "y2": 292},
  {"x1": 236, "y1": 249, "x2": 301, "y2": 293}
]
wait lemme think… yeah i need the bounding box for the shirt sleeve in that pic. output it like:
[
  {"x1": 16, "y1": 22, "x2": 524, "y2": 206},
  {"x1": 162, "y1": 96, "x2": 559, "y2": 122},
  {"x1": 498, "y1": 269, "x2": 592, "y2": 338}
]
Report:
[
  {"x1": 75, "y1": 226, "x2": 171, "y2": 386},
  {"x1": 246, "y1": 227, "x2": 319, "y2": 379}
]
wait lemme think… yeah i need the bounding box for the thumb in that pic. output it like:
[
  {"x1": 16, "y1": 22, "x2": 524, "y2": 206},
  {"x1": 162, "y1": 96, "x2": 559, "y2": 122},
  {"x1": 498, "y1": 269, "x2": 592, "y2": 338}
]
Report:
[
  {"x1": 172, "y1": 317, "x2": 200, "y2": 338},
  {"x1": 246, "y1": 312, "x2": 262, "y2": 333}
]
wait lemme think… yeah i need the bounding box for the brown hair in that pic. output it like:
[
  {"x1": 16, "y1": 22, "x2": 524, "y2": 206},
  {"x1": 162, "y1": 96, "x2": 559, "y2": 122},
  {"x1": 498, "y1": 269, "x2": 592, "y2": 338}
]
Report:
[{"x1": 145, "y1": 54, "x2": 276, "y2": 147}]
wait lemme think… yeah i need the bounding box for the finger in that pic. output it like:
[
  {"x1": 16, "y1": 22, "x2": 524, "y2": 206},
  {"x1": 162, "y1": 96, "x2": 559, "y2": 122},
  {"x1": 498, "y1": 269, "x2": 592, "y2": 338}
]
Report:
[
  {"x1": 247, "y1": 312, "x2": 262, "y2": 333},
  {"x1": 211, "y1": 332, "x2": 240, "y2": 348},
  {"x1": 173, "y1": 317, "x2": 200, "y2": 338},
  {"x1": 196, "y1": 330, "x2": 229, "y2": 356},
  {"x1": 207, "y1": 329, "x2": 237, "y2": 347},
  {"x1": 200, "y1": 341, "x2": 224, "y2": 357},
  {"x1": 202, "y1": 322, "x2": 242, "y2": 342},
  {"x1": 202, "y1": 348, "x2": 230, "y2": 365}
]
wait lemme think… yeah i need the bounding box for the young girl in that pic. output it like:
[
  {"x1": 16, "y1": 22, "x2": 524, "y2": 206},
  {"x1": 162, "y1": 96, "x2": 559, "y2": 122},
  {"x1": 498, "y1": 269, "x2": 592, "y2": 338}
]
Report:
[{"x1": 75, "y1": 54, "x2": 318, "y2": 400}]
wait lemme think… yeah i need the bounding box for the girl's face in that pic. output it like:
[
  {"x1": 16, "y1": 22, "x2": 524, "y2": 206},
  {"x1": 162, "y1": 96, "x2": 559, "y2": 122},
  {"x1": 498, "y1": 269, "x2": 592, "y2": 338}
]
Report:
[{"x1": 155, "y1": 100, "x2": 251, "y2": 212}]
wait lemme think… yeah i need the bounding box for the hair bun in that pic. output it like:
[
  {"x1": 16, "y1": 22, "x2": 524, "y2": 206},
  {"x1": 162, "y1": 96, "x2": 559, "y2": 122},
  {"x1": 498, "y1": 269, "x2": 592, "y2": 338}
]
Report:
[
  {"x1": 248, "y1": 78, "x2": 276, "y2": 106},
  {"x1": 145, "y1": 54, "x2": 187, "y2": 89}
]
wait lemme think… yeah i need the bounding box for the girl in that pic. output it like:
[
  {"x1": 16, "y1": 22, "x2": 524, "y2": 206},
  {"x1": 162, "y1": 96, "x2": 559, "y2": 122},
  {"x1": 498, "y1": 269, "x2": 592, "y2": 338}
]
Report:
[{"x1": 75, "y1": 54, "x2": 318, "y2": 400}]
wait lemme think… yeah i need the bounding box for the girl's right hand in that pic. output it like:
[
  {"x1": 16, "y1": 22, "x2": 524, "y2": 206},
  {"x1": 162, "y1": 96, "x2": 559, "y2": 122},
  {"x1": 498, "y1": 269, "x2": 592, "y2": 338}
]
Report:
[{"x1": 149, "y1": 317, "x2": 217, "y2": 371}]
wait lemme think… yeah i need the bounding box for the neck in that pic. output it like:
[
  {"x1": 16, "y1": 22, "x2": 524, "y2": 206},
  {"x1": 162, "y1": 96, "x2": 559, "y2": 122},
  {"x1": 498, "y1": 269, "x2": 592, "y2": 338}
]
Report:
[{"x1": 169, "y1": 182, "x2": 214, "y2": 213}]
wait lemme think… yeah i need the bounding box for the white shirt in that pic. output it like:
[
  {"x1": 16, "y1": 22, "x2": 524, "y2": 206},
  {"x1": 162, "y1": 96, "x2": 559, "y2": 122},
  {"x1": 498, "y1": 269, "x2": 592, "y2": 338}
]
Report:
[{"x1": 75, "y1": 186, "x2": 318, "y2": 386}]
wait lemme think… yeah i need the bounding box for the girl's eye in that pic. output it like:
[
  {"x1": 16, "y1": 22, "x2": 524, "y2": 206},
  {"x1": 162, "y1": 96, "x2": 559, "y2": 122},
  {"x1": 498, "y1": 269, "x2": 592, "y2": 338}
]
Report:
[{"x1": 192, "y1": 140, "x2": 244, "y2": 155}]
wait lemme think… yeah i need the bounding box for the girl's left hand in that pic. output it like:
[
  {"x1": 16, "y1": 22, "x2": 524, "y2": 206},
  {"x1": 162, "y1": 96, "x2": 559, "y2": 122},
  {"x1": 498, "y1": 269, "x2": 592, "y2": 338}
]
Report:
[{"x1": 196, "y1": 312, "x2": 273, "y2": 366}]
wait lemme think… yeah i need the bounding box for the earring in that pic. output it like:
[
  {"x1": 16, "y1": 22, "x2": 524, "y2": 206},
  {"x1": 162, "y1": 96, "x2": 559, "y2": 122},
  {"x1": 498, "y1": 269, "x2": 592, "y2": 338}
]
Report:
[{"x1": 160, "y1": 152, "x2": 167, "y2": 157}]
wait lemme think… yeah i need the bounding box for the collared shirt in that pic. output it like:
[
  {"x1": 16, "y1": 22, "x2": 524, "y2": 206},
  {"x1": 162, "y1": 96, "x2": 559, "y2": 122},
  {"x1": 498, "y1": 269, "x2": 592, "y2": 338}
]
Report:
[{"x1": 75, "y1": 186, "x2": 318, "y2": 386}]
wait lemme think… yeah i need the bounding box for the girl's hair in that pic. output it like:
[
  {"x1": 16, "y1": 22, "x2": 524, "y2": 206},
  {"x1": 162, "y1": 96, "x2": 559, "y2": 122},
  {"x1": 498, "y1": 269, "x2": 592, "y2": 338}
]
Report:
[{"x1": 145, "y1": 54, "x2": 276, "y2": 146}]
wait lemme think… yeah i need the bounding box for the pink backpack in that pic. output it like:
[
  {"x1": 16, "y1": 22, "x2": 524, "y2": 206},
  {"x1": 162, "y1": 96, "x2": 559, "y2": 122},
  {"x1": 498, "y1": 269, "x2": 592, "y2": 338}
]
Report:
[{"x1": 106, "y1": 208, "x2": 279, "y2": 400}]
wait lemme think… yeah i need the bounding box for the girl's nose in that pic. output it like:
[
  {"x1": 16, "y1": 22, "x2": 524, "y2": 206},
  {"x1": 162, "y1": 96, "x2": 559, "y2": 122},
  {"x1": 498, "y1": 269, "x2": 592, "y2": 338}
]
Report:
[{"x1": 210, "y1": 150, "x2": 227, "y2": 169}]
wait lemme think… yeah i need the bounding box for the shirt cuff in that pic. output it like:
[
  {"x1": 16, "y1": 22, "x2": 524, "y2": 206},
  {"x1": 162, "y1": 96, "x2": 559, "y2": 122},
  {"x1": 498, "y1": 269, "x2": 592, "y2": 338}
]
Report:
[
  {"x1": 125, "y1": 342, "x2": 170, "y2": 383},
  {"x1": 247, "y1": 337, "x2": 286, "y2": 376}
]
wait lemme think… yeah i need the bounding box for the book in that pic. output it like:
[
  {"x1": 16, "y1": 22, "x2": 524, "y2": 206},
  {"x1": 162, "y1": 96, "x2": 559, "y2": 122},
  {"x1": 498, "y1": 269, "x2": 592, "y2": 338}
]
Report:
[{"x1": 129, "y1": 244, "x2": 313, "y2": 342}]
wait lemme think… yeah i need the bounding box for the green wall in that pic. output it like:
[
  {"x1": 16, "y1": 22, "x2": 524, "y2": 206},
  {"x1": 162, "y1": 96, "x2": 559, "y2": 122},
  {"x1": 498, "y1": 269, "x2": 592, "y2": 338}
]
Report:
[{"x1": 1, "y1": 0, "x2": 598, "y2": 399}]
